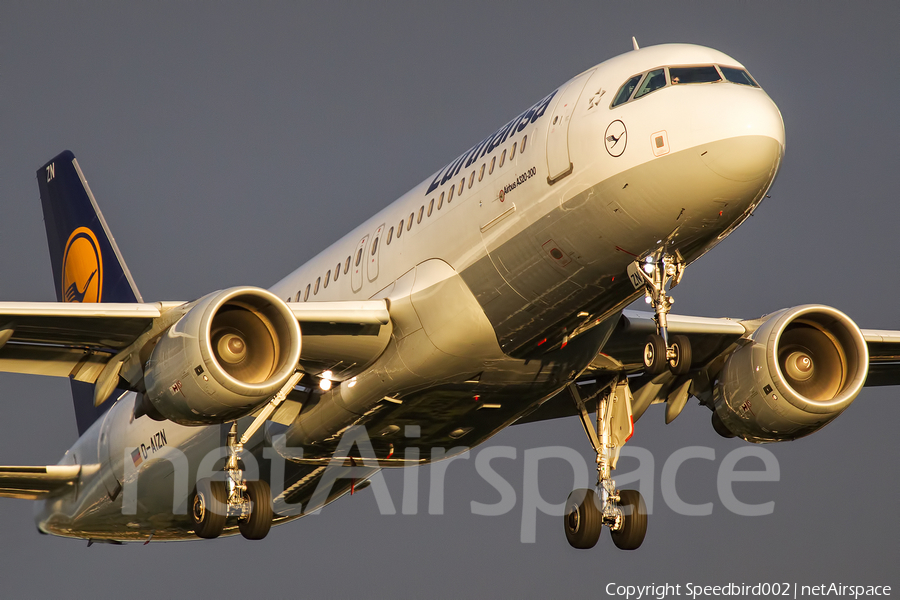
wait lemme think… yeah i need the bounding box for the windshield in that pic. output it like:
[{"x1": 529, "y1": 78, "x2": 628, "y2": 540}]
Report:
[
  {"x1": 669, "y1": 66, "x2": 721, "y2": 84},
  {"x1": 610, "y1": 64, "x2": 760, "y2": 109}
]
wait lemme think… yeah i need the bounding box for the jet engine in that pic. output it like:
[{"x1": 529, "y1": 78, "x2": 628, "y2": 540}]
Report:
[
  {"x1": 144, "y1": 287, "x2": 301, "y2": 425},
  {"x1": 713, "y1": 305, "x2": 868, "y2": 443}
]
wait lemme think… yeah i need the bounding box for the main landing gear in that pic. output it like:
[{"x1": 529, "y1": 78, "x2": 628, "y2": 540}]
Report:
[
  {"x1": 564, "y1": 380, "x2": 647, "y2": 550},
  {"x1": 628, "y1": 251, "x2": 692, "y2": 376},
  {"x1": 190, "y1": 371, "x2": 303, "y2": 541}
]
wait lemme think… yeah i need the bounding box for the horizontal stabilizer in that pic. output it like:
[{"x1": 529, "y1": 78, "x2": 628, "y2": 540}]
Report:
[{"x1": 0, "y1": 465, "x2": 81, "y2": 500}]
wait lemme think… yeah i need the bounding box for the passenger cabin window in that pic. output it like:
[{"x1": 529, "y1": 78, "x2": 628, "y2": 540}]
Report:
[
  {"x1": 387, "y1": 226, "x2": 394, "y2": 244},
  {"x1": 510, "y1": 141, "x2": 517, "y2": 160},
  {"x1": 294, "y1": 291, "x2": 301, "y2": 302},
  {"x1": 448, "y1": 184, "x2": 455, "y2": 203},
  {"x1": 720, "y1": 66, "x2": 758, "y2": 87},
  {"x1": 371, "y1": 237, "x2": 379, "y2": 255},
  {"x1": 314, "y1": 277, "x2": 320, "y2": 295},
  {"x1": 458, "y1": 177, "x2": 465, "y2": 196},
  {"x1": 478, "y1": 164, "x2": 485, "y2": 181},
  {"x1": 634, "y1": 68, "x2": 666, "y2": 99},
  {"x1": 397, "y1": 219, "x2": 404, "y2": 237},
  {"x1": 489, "y1": 156, "x2": 496, "y2": 174},
  {"x1": 438, "y1": 191, "x2": 445, "y2": 210},
  {"x1": 304, "y1": 284, "x2": 310, "y2": 301},
  {"x1": 344, "y1": 257, "x2": 350, "y2": 274},
  {"x1": 669, "y1": 66, "x2": 720, "y2": 84},
  {"x1": 612, "y1": 74, "x2": 643, "y2": 107},
  {"x1": 417, "y1": 206, "x2": 423, "y2": 223},
  {"x1": 324, "y1": 269, "x2": 331, "y2": 288},
  {"x1": 407, "y1": 213, "x2": 414, "y2": 230},
  {"x1": 355, "y1": 248, "x2": 363, "y2": 266},
  {"x1": 499, "y1": 149, "x2": 507, "y2": 168},
  {"x1": 427, "y1": 198, "x2": 434, "y2": 216},
  {"x1": 334, "y1": 263, "x2": 340, "y2": 281},
  {"x1": 520, "y1": 135, "x2": 527, "y2": 153},
  {"x1": 468, "y1": 171, "x2": 475, "y2": 189}
]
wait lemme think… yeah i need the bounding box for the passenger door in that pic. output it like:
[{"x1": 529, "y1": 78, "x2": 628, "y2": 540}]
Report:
[
  {"x1": 367, "y1": 224, "x2": 385, "y2": 282},
  {"x1": 351, "y1": 234, "x2": 369, "y2": 293},
  {"x1": 546, "y1": 70, "x2": 594, "y2": 183}
]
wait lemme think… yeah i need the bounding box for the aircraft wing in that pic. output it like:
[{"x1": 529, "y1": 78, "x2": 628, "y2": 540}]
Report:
[
  {"x1": 858, "y1": 329, "x2": 900, "y2": 386},
  {"x1": 515, "y1": 309, "x2": 900, "y2": 426},
  {"x1": 0, "y1": 465, "x2": 82, "y2": 500},
  {"x1": 0, "y1": 301, "x2": 166, "y2": 383},
  {"x1": 0, "y1": 299, "x2": 392, "y2": 384}
]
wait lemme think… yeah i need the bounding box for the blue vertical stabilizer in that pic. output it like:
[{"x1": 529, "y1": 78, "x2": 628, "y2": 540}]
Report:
[{"x1": 37, "y1": 150, "x2": 143, "y2": 435}]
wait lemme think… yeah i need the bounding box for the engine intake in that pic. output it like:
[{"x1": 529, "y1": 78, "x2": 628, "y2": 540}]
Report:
[
  {"x1": 713, "y1": 305, "x2": 868, "y2": 442},
  {"x1": 144, "y1": 287, "x2": 301, "y2": 425}
]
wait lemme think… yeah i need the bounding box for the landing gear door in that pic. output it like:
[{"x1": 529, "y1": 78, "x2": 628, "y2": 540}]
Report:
[
  {"x1": 546, "y1": 70, "x2": 594, "y2": 183},
  {"x1": 609, "y1": 379, "x2": 634, "y2": 470},
  {"x1": 351, "y1": 234, "x2": 369, "y2": 294}
]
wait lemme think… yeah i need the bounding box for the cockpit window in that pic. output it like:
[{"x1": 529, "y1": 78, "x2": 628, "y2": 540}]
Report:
[
  {"x1": 634, "y1": 68, "x2": 667, "y2": 99},
  {"x1": 611, "y1": 74, "x2": 643, "y2": 107},
  {"x1": 720, "y1": 66, "x2": 758, "y2": 87},
  {"x1": 669, "y1": 66, "x2": 721, "y2": 84},
  {"x1": 611, "y1": 64, "x2": 759, "y2": 110}
]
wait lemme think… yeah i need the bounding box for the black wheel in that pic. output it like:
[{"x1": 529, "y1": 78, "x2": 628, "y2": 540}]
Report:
[
  {"x1": 563, "y1": 488, "x2": 602, "y2": 549},
  {"x1": 611, "y1": 489, "x2": 647, "y2": 550},
  {"x1": 191, "y1": 479, "x2": 227, "y2": 539},
  {"x1": 239, "y1": 480, "x2": 273, "y2": 540},
  {"x1": 643, "y1": 334, "x2": 667, "y2": 375},
  {"x1": 668, "y1": 334, "x2": 692, "y2": 376}
]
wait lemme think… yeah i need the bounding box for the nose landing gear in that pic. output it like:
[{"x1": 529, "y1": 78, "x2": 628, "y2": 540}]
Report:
[
  {"x1": 628, "y1": 251, "x2": 692, "y2": 376},
  {"x1": 564, "y1": 380, "x2": 647, "y2": 550}
]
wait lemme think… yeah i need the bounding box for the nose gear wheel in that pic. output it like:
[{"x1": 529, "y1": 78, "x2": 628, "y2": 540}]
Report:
[{"x1": 629, "y1": 251, "x2": 693, "y2": 376}]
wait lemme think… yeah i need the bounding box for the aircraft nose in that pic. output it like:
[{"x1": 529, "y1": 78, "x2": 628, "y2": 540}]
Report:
[{"x1": 693, "y1": 87, "x2": 785, "y2": 183}]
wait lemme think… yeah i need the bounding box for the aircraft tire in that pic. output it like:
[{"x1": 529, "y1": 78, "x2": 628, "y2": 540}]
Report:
[
  {"x1": 643, "y1": 334, "x2": 667, "y2": 375},
  {"x1": 563, "y1": 488, "x2": 602, "y2": 549},
  {"x1": 668, "y1": 335, "x2": 692, "y2": 376},
  {"x1": 239, "y1": 480, "x2": 273, "y2": 540},
  {"x1": 611, "y1": 489, "x2": 647, "y2": 550},
  {"x1": 191, "y1": 479, "x2": 227, "y2": 539}
]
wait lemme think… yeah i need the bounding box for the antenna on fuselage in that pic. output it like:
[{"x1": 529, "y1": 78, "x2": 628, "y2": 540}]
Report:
[{"x1": 632, "y1": 36, "x2": 640, "y2": 50}]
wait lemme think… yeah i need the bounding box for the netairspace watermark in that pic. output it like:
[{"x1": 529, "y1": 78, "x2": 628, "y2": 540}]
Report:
[
  {"x1": 121, "y1": 425, "x2": 783, "y2": 542},
  {"x1": 604, "y1": 582, "x2": 893, "y2": 600}
]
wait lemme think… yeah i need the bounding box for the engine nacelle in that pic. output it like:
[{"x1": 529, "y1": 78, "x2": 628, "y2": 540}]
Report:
[
  {"x1": 713, "y1": 305, "x2": 868, "y2": 443},
  {"x1": 144, "y1": 287, "x2": 301, "y2": 425}
]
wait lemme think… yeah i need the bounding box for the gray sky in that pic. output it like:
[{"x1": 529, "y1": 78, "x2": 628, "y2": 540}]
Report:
[{"x1": 1, "y1": 2, "x2": 898, "y2": 598}]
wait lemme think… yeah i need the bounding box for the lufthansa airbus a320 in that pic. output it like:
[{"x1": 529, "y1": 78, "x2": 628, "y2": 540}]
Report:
[{"x1": 2, "y1": 41, "x2": 897, "y2": 550}]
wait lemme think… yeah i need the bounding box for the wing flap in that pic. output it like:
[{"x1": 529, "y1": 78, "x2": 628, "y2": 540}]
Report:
[
  {"x1": 0, "y1": 465, "x2": 81, "y2": 500},
  {"x1": 0, "y1": 344, "x2": 113, "y2": 380}
]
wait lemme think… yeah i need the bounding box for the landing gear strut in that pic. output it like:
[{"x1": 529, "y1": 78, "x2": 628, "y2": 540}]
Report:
[
  {"x1": 628, "y1": 251, "x2": 692, "y2": 376},
  {"x1": 564, "y1": 380, "x2": 647, "y2": 550},
  {"x1": 190, "y1": 371, "x2": 302, "y2": 540}
]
